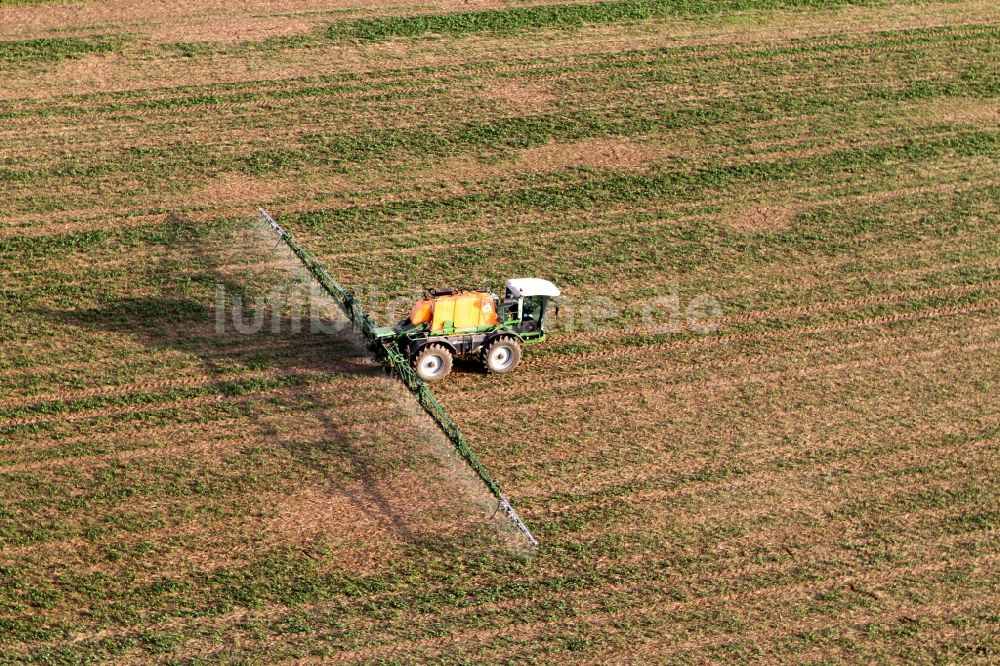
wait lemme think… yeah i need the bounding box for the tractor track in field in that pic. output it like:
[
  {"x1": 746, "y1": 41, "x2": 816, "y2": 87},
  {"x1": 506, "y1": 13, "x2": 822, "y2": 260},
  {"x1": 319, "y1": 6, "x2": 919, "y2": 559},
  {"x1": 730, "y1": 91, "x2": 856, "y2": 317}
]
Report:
[
  {"x1": 11, "y1": 152, "x2": 972, "y2": 288},
  {"x1": 2, "y1": 0, "x2": 992, "y2": 102},
  {"x1": 0, "y1": 338, "x2": 372, "y2": 407},
  {"x1": 19, "y1": 524, "x2": 995, "y2": 660},
  {"x1": 581, "y1": 470, "x2": 998, "y2": 546},
  {"x1": 496, "y1": 371, "x2": 996, "y2": 492},
  {"x1": 522, "y1": 427, "x2": 1000, "y2": 519},
  {"x1": 8, "y1": 64, "x2": 984, "y2": 156},
  {"x1": 305, "y1": 175, "x2": 988, "y2": 265},
  {"x1": 49, "y1": 29, "x2": 1000, "y2": 114},
  {"x1": 0, "y1": 488, "x2": 308, "y2": 560},
  {"x1": 7, "y1": 175, "x2": 989, "y2": 293},
  {"x1": 0, "y1": 438, "x2": 258, "y2": 478},
  {"x1": 3, "y1": 422, "x2": 269, "y2": 473},
  {"x1": 158, "y1": 542, "x2": 1000, "y2": 663},
  {"x1": 582, "y1": 259, "x2": 1000, "y2": 352},
  {"x1": 23, "y1": 149, "x2": 994, "y2": 248},
  {"x1": 0, "y1": 337, "x2": 337, "y2": 382},
  {"x1": 552, "y1": 438, "x2": 1000, "y2": 538},
  {"x1": 0, "y1": 339, "x2": 360, "y2": 388},
  {"x1": 222, "y1": 173, "x2": 998, "y2": 267},
  {"x1": 577, "y1": 599, "x2": 995, "y2": 665},
  {"x1": 13, "y1": 515, "x2": 990, "y2": 655},
  {"x1": 0, "y1": 110, "x2": 933, "y2": 214},
  {"x1": 1, "y1": 68, "x2": 981, "y2": 193},
  {"x1": 691, "y1": 250, "x2": 1000, "y2": 313},
  {"x1": 0, "y1": 406, "x2": 419, "y2": 475},
  {"x1": 712, "y1": 281, "x2": 1000, "y2": 326},
  {"x1": 9, "y1": 15, "x2": 998, "y2": 111},
  {"x1": 548, "y1": 299, "x2": 1000, "y2": 364},
  {"x1": 506, "y1": 353, "x2": 996, "y2": 462},
  {"x1": 272, "y1": 553, "x2": 998, "y2": 665},
  {"x1": 500, "y1": 384, "x2": 995, "y2": 487},
  {"x1": 452, "y1": 310, "x2": 1000, "y2": 408},
  {"x1": 6, "y1": 94, "x2": 986, "y2": 225},
  {"x1": 2, "y1": 389, "x2": 414, "y2": 460},
  {"x1": 3, "y1": 21, "x2": 990, "y2": 117},
  {"x1": 0, "y1": 399, "x2": 422, "y2": 474},
  {"x1": 549, "y1": 279, "x2": 1000, "y2": 350},
  {"x1": 0, "y1": 0, "x2": 563, "y2": 40},
  {"x1": 21, "y1": 422, "x2": 976, "y2": 572},
  {"x1": 4, "y1": 110, "x2": 988, "y2": 238},
  {"x1": 0, "y1": 376, "x2": 371, "y2": 430},
  {"x1": 0, "y1": 368, "x2": 297, "y2": 411},
  {"x1": 435, "y1": 527, "x2": 997, "y2": 621},
  {"x1": 1, "y1": 416, "x2": 249, "y2": 460},
  {"x1": 456, "y1": 333, "x2": 1000, "y2": 425},
  {"x1": 451, "y1": 300, "x2": 1000, "y2": 406},
  {"x1": 0, "y1": 51, "x2": 978, "y2": 152}
]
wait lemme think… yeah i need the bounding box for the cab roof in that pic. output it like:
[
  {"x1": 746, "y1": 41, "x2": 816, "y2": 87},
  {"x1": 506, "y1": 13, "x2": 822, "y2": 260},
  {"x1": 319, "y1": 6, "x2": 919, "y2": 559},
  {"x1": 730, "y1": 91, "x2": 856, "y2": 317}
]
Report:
[{"x1": 505, "y1": 278, "x2": 561, "y2": 298}]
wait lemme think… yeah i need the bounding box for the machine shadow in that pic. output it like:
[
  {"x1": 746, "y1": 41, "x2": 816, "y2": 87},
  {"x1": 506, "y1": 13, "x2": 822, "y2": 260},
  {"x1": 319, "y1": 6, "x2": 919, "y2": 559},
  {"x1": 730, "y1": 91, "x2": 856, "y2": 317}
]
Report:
[{"x1": 40, "y1": 212, "x2": 467, "y2": 551}]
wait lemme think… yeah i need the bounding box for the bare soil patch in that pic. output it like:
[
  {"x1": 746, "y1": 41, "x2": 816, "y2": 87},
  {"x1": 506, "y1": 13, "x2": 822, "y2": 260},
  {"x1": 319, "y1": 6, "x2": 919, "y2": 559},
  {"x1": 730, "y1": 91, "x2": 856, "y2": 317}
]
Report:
[
  {"x1": 518, "y1": 136, "x2": 678, "y2": 171},
  {"x1": 147, "y1": 16, "x2": 320, "y2": 44},
  {"x1": 483, "y1": 80, "x2": 556, "y2": 113},
  {"x1": 724, "y1": 201, "x2": 797, "y2": 233},
  {"x1": 919, "y1": 96, "x2": 1000, "y2": 126},
  {"x1": 172, "y1": 171, "x2": 292, "y2": 209}
]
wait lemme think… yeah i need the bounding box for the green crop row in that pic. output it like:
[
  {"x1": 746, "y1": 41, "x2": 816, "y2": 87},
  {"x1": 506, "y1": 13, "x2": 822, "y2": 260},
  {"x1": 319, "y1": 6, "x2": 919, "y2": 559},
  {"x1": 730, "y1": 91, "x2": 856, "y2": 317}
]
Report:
[
  {"x1": 0, "y1": 374, "x2": 316, "y2": 422},
  {"x1": 0, "y1": 0, "x2": 918, "y2": 77},
  {"x1": 307, "y1": 173, "x2": 997, "y2": 309},
  {"x1": 2, "y1": 21, "x2": 991, "y2": 123},
  {"x1": 291, "y1": 130, "x2": 998, "y2": 239},
  {"x1": 1, "y1": 462, "x2": 992, "y2": 659},
  {"x1": 2, "y1": 61, "x2": 992, "y2": 203},
  {"x1": 0, "y1": 36, "x2": 122, "y2": 63},
  {"x1": 2, "y1": 126, "x2": 994, "y2": 305},
  {"x1": 327, "y1": 0, "x2": 892, "y2": 41},
  {"x1": 2, "y1": 23, "x2": 992, "y2": 209}
]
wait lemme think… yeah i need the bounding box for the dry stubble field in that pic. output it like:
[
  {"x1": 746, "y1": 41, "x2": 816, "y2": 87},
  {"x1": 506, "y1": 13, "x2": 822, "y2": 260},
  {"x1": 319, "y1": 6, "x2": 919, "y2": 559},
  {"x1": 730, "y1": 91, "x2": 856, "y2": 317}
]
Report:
[{"x1": 1, "y1": 0, "x2": 998, "y2": 663}]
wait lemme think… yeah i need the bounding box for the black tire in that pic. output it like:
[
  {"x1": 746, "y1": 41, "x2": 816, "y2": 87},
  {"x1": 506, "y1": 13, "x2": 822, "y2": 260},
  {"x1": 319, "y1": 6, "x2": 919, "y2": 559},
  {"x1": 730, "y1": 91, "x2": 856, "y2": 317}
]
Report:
[
  {"x1": 413, "y1": 343, "x2": 453, "y2": 382},
  {"x1": 483, "y1": 337, "x2": 522, "y2": 374}
]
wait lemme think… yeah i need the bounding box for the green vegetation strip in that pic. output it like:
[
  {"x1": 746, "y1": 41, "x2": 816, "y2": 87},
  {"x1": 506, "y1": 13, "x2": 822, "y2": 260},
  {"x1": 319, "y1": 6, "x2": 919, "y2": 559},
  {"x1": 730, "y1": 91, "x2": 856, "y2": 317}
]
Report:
[
  {"x1": 0, "y1": 0, "x2": 926, "y2": 75},
  {"x1": 328, "y1": 0, "x2": 893, "y2": 41},
  {"x1": 0, "y1": 374, "x2": 325, "y2": 422},
  {"x1": 0, "y1": 36, "x2": 122, "y2": 63}
]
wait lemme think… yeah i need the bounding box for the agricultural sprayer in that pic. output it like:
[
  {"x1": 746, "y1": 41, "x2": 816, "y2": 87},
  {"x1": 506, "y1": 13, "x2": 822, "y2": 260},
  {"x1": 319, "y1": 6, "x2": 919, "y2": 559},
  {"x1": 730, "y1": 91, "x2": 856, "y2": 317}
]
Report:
[{"x1": 258, "y1": 208, "x2": 560, "y2": 547}]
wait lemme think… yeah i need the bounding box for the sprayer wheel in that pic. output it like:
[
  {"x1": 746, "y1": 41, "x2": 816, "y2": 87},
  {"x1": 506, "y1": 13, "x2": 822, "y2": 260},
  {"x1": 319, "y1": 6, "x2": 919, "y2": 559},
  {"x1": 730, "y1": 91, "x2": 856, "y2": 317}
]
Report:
[
  {"x1": 413, "y1": 344, "x2": 453, "y2": 382},
  {"x1": 483, "y1": 337, "x2": 522, "y2": 374}
]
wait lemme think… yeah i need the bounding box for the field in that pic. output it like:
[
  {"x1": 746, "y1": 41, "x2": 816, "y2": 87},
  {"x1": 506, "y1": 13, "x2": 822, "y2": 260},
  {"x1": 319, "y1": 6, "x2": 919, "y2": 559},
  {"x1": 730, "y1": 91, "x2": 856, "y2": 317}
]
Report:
[{"x1": 1, "y1": 0, "x2": 999, "y2": 662}]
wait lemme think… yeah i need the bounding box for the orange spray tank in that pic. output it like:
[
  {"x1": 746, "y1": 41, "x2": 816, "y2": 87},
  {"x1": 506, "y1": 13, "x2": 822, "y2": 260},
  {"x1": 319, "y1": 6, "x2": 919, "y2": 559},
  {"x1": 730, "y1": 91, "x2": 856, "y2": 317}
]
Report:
[{"x1": 409, "y1": 291, "x2": 499, "y2": 333}]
